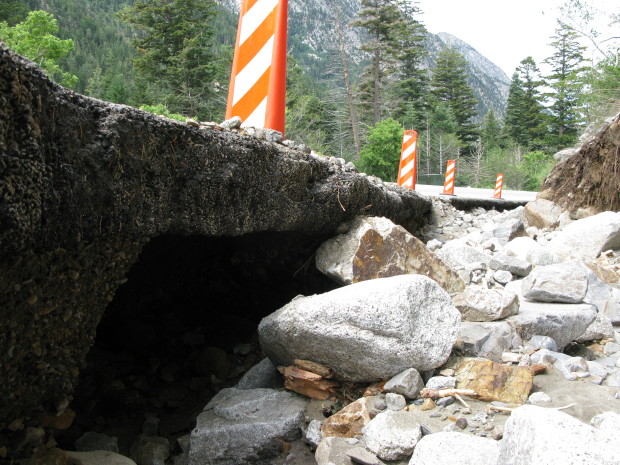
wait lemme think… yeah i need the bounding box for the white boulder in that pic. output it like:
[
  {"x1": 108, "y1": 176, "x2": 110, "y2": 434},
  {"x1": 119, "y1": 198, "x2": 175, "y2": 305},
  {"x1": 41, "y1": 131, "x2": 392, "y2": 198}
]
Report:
[{"x1": 258, "y1": 275, "x2": 461, "y2": 381}]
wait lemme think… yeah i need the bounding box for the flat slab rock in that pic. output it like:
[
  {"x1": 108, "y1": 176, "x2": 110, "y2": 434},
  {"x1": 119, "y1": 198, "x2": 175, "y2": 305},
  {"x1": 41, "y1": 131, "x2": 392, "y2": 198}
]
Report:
[
  {"x1": 505, "y1": 299, "x2": 596, "y2": 350},
  {"x1": 188, "y1": 388, "x2": 307, "y2": 465},
  {"x1": 454, "y1": 359, "x2": 533, "y2": 404},
  {"x1": 258, "y1": 275, "x2": 461, "y2": 382}
]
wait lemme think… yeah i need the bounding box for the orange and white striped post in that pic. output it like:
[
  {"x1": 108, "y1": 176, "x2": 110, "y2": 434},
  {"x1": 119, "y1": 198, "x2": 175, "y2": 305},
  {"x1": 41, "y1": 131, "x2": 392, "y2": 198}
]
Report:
[
  {"x1": 397, "y1": 130, "x2": 418, "y2": 190},
  {"x1": 494, "y1": 173, "x2": 504, "y2": 199},
  {"x1": 225, "y1": 0, "x2": 288, "y2": 133},
  {"x1": 442, "y1": 159, "x2": 456, "y2": 195}
]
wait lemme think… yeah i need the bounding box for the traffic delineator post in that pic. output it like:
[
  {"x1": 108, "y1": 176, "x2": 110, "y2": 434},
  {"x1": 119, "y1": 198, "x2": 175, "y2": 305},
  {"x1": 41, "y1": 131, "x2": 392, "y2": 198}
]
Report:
[
  {"x1": 442, "y1": 159, "x2": 456, "y2": 195},
  {"x1": 225, "y1": 0, "x2": 288, "y2": 133},
  {"x1": 494, "y1": 173, "x2": 504, "y2": 199},
  {"x1": 397, "y1": 130, "x2": 418, "y2": 189}
]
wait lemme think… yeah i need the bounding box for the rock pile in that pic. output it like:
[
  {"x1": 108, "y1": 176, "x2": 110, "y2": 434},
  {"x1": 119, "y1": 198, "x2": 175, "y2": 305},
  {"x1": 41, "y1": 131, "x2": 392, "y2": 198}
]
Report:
[{"x1": 175, "y1": 198, "x2": 620, "y2": 465}]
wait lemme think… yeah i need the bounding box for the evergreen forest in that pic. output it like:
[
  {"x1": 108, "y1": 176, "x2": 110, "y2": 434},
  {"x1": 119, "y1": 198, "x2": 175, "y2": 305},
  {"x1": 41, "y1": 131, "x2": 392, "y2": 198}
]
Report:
[{"x1": 1, "y1": 0, "x2": 618, "y2": 191}]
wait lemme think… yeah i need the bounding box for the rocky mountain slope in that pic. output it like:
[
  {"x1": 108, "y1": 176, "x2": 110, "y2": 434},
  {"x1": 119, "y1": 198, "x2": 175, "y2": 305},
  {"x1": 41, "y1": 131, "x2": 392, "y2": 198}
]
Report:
[{"x1": 225, "y1": 0, "x2": 510, "y2": 119}]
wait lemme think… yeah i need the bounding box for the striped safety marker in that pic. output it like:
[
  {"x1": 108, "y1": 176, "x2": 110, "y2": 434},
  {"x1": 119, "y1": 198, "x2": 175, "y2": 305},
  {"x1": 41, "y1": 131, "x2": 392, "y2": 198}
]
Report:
[
  {"x1": 494, "y1": 173, "x2": 504, "y2": 199},
  {"x1": 397, "y1": 130, "x2": 418, "y2": 189},
  {"x1": 225, "y1": 0, "x2": 288, "y2": 133},
  {"x1": 442, "y1": 159, "x2": 456, "y2": 195}
]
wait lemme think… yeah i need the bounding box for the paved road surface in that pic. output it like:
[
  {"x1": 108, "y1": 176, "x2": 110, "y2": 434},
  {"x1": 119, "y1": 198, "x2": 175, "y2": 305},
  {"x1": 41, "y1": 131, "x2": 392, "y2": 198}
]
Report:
[{"x1": 413, "y1": 184, "x2": 538, "y2": 203}]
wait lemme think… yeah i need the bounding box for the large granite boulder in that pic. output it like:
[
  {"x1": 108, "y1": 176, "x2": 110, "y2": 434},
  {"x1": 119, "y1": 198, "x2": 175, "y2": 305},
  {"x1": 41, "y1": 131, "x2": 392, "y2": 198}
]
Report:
[
  {"x1": 0, "y1": 45, "x2": 431, "y2": 432},
  {"x1": 258, "y1": 275, "x2": 461, "y2": 381},
  {"x1": 315, "y1": 216, "x2": 465, "y2": 293}
]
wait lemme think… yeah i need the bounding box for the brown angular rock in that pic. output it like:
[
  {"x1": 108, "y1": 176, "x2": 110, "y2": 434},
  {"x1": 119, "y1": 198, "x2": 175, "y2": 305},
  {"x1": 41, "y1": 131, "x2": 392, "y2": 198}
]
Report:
[
  {"x1": 454, "y1": 359, "x2": 533, "y2": 404},
  {"x1": 320, "y1": 398, "x2": 373, "y2": 438},
  {"x1": 316, "y1": 216, "x2": 465, "y2": 294}
]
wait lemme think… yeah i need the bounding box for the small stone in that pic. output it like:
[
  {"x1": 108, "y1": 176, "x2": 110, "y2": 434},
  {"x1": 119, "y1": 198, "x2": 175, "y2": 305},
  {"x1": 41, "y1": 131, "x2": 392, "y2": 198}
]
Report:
[
  {"x1": 142, "y1": 416, "x2": 160, "y2": 436},
  {"x1": 41, "y1": 409, "x2": 76, "y2": 430},
  {"x1": 420, "y1": 425, "x2": 433, "y2": 436},
  {"x1": 374, "y1": 398, "x2": 386, "y2": 411},
  {"x1": 345, "y1": 446, "x2": 381, "y2": 465},
  {"x1": 491, "y1": 425, "x2": 504, "y2": 440},
  {"x1": 502, "y1": 352, "x2": 522, "y2": 363},
  {"x1": 75, "y1": 431, "x2": 120, "y2": 453},
  {"x1": 525, "y1": 336, "x2": 559, "y2": 352},
  {"x1": 385, "y1": 393, "x2": 407, "y2": 411},
  {"x1": 129, "y1": 435, "x2": 169, "y2": 465},
  {"x1": 494, "y1": 270, "x2": 513, "y2": 285},
  {"x1": 455, "y1": 417, "x2": 468, "y2": 430},
  {"x1": 304, "y1": 420, "x2": 322, "y2": 449},
  {"x1": 384, "y1": 368, "x2": 424, "y2": 399},
  {"x1": 264, "y1": 129, "x2": 283, "y2": 143},
  {"x1": 219, "y1": 116, "x2": 242, "y2": 129},
  {"x1": 435, "y1": 396, "x2": 455, "y2": 407},
  {"x1": 420, "y1": 399, "x2": 436, "y2": 411},
  {"x1": 8, "y1": 418, "x2": 24, "y2": 431},
  {"x1": 321, "y1": 397, "x2": 372, "y2": 438},
  {"x1": 426, "y1": 376, "x2": 456, "y2": 390},
  {"x1": 604, "y1": 342, "x2": 620, "y2": 355},
  {"x1": 185, "y1": 118, "x2": 200, "y2": 127},
  {"x1": 528, "y1": 392, "x2": 552, "y2": 405}
]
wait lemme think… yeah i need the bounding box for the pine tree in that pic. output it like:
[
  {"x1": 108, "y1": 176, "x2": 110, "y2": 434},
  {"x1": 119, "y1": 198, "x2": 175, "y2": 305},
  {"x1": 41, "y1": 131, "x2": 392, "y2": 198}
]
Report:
[
  {"x1": 481, "y1": 108, "x2": 502, "y2": 151},
  {"x1": 119, "y1": 0, "x2": 219, "y2": 119},
  {"x1": 543, "y1": 22, "x2": 588, "y2": 150},
  {"x1": 504, "y1": 72, "x2": 528, "y2": 145},
  {"x1": 391, "y1": 0, "x2": 429, "y2": 130},
  {"x1": 351, "y1": 0, "x2": 407, "y2": 124},
  {"x1": 503, "y1": 57, "x2": 547, "y2": 149},
  {"x1": 430, "y1": 46, "x2": 479, "y2": 150}
]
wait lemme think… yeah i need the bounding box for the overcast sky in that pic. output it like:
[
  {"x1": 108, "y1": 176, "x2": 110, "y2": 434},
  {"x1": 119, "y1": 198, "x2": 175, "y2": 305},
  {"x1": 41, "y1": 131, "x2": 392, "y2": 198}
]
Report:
[{"x1": 414, "y1": 0, "x2": 618, "y2": 77}]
